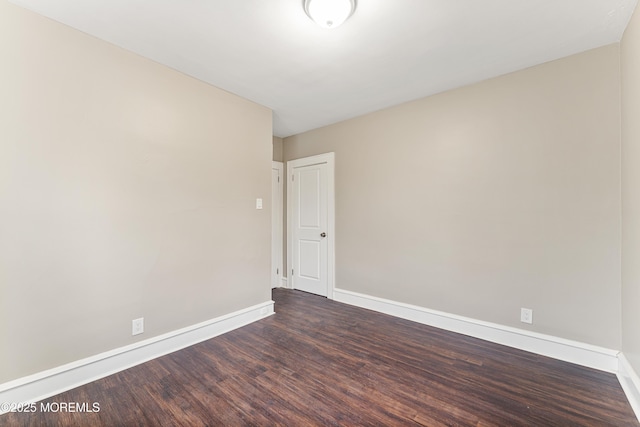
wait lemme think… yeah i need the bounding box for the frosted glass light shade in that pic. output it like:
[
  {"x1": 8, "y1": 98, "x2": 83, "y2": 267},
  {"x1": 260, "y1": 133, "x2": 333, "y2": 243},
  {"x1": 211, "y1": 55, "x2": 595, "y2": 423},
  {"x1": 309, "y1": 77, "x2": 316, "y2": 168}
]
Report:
[{"x1": 304, "y1": 0, "x2": 356, "y2": 29}]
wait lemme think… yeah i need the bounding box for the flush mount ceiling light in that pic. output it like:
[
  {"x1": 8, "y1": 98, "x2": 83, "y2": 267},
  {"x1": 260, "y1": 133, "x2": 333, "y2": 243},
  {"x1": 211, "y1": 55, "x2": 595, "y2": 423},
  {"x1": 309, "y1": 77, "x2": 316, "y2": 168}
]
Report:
[{"x1": 304, "y1": 0, "x2": 357, "y2": 29}]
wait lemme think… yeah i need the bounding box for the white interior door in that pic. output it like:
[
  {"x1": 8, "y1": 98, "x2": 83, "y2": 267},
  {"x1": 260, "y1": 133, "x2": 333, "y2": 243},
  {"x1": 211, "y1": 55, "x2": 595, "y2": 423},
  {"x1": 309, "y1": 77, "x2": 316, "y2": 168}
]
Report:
[
  {"x1": 288, "y1": 153, "x2": 335, "y2": 298},
  {"x1": 271, "y1": 162, "x2": 283, "y2": 288}
]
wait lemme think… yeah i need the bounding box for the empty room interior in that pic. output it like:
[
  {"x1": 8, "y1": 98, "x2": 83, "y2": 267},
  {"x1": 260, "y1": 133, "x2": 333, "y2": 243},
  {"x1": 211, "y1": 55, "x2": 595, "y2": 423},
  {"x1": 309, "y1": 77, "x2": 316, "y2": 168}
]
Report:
[{"x1": 3, "y1": 0, "x2": 640, "y2": 425}]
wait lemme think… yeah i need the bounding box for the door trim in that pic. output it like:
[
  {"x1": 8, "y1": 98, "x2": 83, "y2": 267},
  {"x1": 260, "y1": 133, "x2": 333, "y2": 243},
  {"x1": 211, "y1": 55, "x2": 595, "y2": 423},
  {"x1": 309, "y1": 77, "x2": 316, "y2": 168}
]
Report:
[
  {"x1": 287, "y1": 152, "x2": 335, "y2": 299},
  {"x1": 272, "y1": 161, "x2": 284, "y2": 288}
]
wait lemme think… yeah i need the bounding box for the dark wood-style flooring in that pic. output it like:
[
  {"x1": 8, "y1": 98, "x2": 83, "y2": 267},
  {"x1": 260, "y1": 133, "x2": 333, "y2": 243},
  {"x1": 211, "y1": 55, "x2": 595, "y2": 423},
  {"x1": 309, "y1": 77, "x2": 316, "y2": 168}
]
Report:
[{"x1": 2, "y1": 288, "x2": 637, "y2": 426}]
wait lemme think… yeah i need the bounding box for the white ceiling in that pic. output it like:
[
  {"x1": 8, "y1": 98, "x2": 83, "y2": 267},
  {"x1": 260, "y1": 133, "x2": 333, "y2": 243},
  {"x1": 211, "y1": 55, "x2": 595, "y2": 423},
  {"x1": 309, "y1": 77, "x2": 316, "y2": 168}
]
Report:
[{"x1": 10, "y1": 0, "x2": 638, "y2": 137}]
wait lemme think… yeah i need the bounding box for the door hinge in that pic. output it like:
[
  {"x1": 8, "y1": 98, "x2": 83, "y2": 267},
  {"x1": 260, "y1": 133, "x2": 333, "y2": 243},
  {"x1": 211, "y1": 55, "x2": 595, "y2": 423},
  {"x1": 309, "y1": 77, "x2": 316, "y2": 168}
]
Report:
[
  {"x1": 292, "y1": 269, "x2": 294, "y2": 276},
  {"x1": 277, "y1": 268, "x2": 279, "y2": 275},
  {"x1": 278, "y1": 176, "x2": 280, "y2": 183},
  {"x1": 292, "y1": 174, "x2": 294, "y2": 181}
]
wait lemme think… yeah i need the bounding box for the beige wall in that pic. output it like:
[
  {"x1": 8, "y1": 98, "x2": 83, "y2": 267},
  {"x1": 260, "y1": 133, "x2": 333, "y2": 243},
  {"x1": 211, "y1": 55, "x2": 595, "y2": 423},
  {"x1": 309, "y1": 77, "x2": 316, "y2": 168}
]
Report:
[
  {"x1": 273, "y1": 136, "x2": 284, "y2": 162},
  {"x1": 622, "y1": 5, "x2": 640, "y2": 374},
  {"x1": 284, "y1": 45, "x2": 622, "y2": 349},
  {"x1": 0, "y1": 1, "x2": 272, "y2": 383}
]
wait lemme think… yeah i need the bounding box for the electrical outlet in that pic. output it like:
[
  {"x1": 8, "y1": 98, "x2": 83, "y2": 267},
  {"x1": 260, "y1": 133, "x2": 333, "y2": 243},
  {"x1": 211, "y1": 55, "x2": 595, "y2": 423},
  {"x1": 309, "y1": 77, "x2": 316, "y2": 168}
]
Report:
[
  {"x1": 520, "y1": 308, "x2": 533, "y2": 324},
  {"x1": 132, "y1": 318, "x2": 144, "y2": 336}
]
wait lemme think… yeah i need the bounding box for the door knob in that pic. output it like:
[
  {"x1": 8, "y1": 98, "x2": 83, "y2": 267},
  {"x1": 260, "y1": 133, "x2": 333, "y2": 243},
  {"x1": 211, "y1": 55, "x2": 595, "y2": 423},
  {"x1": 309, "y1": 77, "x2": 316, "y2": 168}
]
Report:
[{"x1": 320, "y1": 232, "x2": 327, "y2": 238}]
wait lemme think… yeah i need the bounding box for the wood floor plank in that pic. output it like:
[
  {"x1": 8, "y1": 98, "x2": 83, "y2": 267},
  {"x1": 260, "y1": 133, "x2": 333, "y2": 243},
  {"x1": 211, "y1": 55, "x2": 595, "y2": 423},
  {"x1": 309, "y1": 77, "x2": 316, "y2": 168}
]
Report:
[{"x1": 1, "y1": 288, "x2": 637, "y2": 426}]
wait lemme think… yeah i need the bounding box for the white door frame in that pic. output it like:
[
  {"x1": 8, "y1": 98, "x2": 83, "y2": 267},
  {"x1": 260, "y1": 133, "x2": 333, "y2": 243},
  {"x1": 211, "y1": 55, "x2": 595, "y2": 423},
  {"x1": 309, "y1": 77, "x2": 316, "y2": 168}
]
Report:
[
  {"x1": 272, "y1": 161, "x2": 284, "y2": 288},
  {"x1": 287, "y1": 152, "x2": 335, "y2": 299}
]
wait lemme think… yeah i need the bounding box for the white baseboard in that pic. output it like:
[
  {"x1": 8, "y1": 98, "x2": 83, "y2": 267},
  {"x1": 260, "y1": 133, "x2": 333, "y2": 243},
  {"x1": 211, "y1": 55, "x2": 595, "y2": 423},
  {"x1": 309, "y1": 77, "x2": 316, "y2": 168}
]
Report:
[
  {"x1": 333, "y1": 288, "x2": 618, "y2": 373},
  {"x1": 271, "y1": 277, "x2": 288, "y2": 289},
  {"x1": 0, "y1": 300, "x2": 274, "y2": 414},
  {"x1": 618, "y1": 353, "x2": 640, "y2": 421}
]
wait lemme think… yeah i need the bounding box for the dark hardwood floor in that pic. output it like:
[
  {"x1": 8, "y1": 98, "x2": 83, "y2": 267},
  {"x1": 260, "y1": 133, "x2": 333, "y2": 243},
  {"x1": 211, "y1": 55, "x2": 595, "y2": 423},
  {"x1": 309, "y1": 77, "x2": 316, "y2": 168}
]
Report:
[{"x1": 2, "y1": 288, "x2": 637, "y2": 426}]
